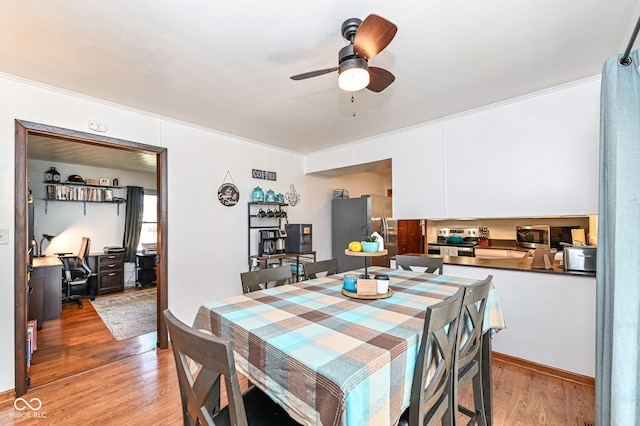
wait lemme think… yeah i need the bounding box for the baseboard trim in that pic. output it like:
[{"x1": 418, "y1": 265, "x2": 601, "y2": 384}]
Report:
[
  {"x1": 0, "y1": 388, "x2": 14, "y2": 404},
  {"x1": 492, "y1": 352, "x2": 595, "y2": 387}
]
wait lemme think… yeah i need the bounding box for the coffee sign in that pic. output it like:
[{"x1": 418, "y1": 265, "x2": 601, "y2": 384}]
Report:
[{"x1": 252, "y1": 169, "x2": 277, "y2": 181}]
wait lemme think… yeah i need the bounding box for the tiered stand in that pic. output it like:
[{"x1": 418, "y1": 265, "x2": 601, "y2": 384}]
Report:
[{"x1": 344, "y1": 249, "x2": 388, "y2": 279}]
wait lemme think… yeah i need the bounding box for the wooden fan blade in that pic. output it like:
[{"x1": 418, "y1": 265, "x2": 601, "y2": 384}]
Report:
[
  {"x1": 290, "y1": 67, "x2": 338, "y2": 80},
  {"x1": 367, "y1": 67, "x2": 395, "y2": 92},
  {"x1": 354, "y1": 14, "x2": 397, "y2": 60}
]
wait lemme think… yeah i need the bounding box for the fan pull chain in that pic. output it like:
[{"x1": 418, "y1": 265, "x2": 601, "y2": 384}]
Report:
[{"x1": 351, "y1": 93, "x2": 356, "y2": 117}]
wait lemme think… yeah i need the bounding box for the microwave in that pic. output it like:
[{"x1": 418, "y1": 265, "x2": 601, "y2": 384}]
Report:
[{"x1": 516, "y1": 225, "x2": 550, "y2": 249}]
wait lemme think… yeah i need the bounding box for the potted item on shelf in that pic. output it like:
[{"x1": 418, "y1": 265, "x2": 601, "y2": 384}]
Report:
[{"x1": 361, "y1": 233, "x2": 379, "y2": 252}]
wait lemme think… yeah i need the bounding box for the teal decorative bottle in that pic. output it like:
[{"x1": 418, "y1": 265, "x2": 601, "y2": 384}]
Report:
[{"x1": 252, "y1": 186, "x2": 264, "y2": 202}]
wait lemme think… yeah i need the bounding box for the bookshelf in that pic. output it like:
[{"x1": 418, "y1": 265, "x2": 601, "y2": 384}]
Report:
[{"x1": 42, "y1": 182, "x2": 126, "y2": 215}]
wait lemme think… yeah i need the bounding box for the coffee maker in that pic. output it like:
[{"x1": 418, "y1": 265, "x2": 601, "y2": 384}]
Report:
[
  {"x1": 259, "y1": 230, "x2": 277, "y2": 256},
  {"x1": 259, "y1": 229, "x2": 287, "y2": 255},
  {"x1": 275, "y1": 229, "x2": 287, "y2": 253}
]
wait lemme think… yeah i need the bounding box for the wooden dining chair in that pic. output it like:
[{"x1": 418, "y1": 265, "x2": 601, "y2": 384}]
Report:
[
  {"x1": 303, "y1": 258, "x2": 339, "y2": 280},
  {"x1": 240, "y1": 266, "x2": 292, "y2": 293},
  {"x1": 398, "y1": 286, "x2": 466, "y2": 426},
  {"x1": 455, "y1": 275, "x2": 493, "y2": 426},
  {"x1": 163, "y1": 309, "x2": 301, "y2": 426},
  {"x1": 396, "y1": 255, "x2": 444, "y2": 274}
]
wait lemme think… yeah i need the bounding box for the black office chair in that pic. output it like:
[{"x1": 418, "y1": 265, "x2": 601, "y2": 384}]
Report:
[
  {"x1": 61, "y1": 237, "x2": 92, "y2": 308},
  {"x1": 398, "y1": 286, "x2": 465, "y2": 426},
  {"x1": 303, "y1": 258, "x2": 339, "y2": 280},
  {"x1": 163, "y1": 309, "x2": 302, "y2": 426}
]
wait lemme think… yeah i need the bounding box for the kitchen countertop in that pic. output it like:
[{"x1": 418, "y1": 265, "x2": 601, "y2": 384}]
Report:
[{"x1": 401, "y1": 252, "x2": 596, "y2": 277}]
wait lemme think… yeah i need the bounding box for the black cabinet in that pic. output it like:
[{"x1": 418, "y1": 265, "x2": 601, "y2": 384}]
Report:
[{"x1": 136, "y1": 253, "x2": 156, "y2": 287}]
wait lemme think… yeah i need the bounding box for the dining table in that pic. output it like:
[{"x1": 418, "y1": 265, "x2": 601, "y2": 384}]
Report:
[{"x1": 195, "y1": 266, "x2": 506, "y2": 426}]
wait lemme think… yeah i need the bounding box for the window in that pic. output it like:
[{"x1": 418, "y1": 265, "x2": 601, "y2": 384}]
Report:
[{"x1": 137, "y1": 193, "x2": 157, "y2": 250}]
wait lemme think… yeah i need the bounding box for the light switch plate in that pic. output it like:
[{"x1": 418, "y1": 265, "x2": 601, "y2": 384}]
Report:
[{"x1": 0, "y1": 228, "x2": 8, "y2": 244}]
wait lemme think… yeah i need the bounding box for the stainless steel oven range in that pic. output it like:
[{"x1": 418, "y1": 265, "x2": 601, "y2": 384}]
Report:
[{"x1": 427, "y1": 227, "x2": 479, "y2": 257}]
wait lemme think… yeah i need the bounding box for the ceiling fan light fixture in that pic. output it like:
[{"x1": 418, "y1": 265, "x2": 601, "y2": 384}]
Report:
[{"x1": 338, "y1": 58, "x2": 370, "y2": 92}]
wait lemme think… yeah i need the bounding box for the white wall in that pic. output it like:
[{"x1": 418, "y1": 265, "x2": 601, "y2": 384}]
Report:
[{"x1": 0, "y1": 74, "x2": 323, "y2": 394}]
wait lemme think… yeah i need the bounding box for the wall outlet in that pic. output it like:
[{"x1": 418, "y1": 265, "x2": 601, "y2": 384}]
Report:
[{"x1": 0, "y1": 228, "x2": 8, "y2": 244}]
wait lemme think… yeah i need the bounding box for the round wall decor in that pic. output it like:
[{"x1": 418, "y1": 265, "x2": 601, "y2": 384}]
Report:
[{"x1": 218, "y1": 171, "x2": 239, "y2": 206}]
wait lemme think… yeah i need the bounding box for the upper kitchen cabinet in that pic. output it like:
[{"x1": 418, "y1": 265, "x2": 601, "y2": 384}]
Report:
[
  {"x1": 393, "y1": 123, "x2": 446, "y2": 219},
  {"x1": 444, "y1": 80, "x2": 600, "y2": 218}
]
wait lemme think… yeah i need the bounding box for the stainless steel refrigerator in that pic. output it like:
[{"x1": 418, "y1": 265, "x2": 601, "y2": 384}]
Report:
[{"x1": 332, "y1": 195, "x2": 397, "y2": 271}]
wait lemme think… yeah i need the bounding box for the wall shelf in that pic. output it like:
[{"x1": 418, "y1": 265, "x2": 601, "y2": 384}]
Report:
[
  {"x1": 40, "y1": 198, "x2": 126, "y2": 216},
  {"x1": 42, "y1": 183, "x2": 126, "y2": 215}
]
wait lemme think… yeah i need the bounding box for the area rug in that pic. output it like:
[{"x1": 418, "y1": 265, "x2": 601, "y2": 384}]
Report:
[{"x1": 90, "y1": 288, "x2": 156, "y2": 341}]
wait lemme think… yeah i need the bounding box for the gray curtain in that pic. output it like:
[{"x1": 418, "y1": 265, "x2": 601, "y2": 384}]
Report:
[
  {"x1": 597, "y1": 49, "x2": 640, "y2": 424},
  {"x1": 122, "y1": 186, "x2": 144, "y2": 263}
]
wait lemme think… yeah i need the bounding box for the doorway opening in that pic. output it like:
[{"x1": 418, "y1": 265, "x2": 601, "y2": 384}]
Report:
[{"x1": 14, "y1": 120, "x2": 168, "y2": 397}]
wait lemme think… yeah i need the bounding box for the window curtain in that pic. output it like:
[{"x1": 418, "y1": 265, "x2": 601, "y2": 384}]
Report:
[
  {"x1": 597, "y1": 49, "x2": 640, "y2": 424},
  {"x1": 122, "y1": 186, "x2": 144, "y2": 263}
]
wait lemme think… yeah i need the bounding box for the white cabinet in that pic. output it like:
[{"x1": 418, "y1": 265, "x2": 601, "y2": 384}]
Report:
[
  {"x1": 393, "y1": 123, "x2": 446, "y2": 219},
  {"x1": 444, "y1": 80, "x2": 600, "y2": 218}
]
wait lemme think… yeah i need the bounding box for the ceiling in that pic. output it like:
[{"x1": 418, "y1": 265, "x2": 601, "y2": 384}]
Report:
[
  {"x1": 28, "y1": 135, "x2": 158, "y2": 174},
  {"x1": 2, "y1": 1, "x2": 640, "y2": 159}
]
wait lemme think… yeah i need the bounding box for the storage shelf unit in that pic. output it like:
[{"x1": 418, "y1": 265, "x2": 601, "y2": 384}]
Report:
[
  {"x1": 247, "y1": 202, "x2": 289, "y2": 267},
  {"x1": 136, "y1": 253, "x2": 157, "y2": 287}
]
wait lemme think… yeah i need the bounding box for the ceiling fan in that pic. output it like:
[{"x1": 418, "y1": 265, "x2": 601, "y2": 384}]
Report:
[{"x1": 290, "y1": 14, "x2": 397, "y2": 93}]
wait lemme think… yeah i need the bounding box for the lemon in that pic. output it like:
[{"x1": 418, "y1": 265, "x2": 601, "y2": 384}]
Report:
[{"x1": 348, "y1": 241, "x2": 362, "y2": 252}]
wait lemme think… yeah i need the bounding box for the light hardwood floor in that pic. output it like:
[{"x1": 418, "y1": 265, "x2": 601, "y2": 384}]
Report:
[
  {"x1": 2, "y1": 292, "x2": 595, "y2": 425},
  {"x1": 27, "y1": 288, "x2": 158, "y2": 388}
]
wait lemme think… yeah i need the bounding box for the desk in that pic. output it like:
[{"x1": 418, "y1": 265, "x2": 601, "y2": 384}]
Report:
[
  {"x1": 196, "y1": 266, "x2": 505, "y2": 426},
  {"x1": 29, "y1": 256, "x2": 63, "y2": 327}
]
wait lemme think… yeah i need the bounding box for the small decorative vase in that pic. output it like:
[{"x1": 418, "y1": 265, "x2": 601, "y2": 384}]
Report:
[
  {"x1": 252, "y1": 186, "x2": 264, "y2": 202},
  {"x1": 265, "y1": 189, "x2": 276, "y2": 202},
  {"x1": 361, "y1": 241, "x2": 379, "y2": 252}
]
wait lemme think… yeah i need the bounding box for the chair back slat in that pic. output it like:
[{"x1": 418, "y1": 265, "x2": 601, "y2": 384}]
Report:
[
  {"x1": 396, "y1": 255, "x2": 444, "y2": 275},
  {"x1": 240, "y1": 266, "x2": 292, "y2": 293},
  {"x1": 303, "y1": 258, "x2": 339, "y2": 280}
]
